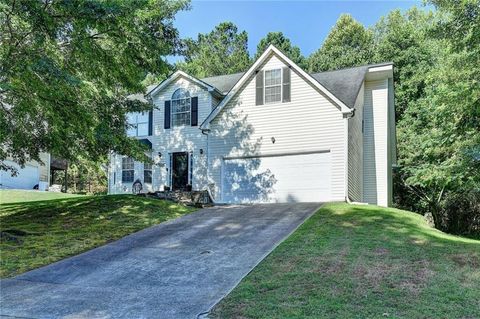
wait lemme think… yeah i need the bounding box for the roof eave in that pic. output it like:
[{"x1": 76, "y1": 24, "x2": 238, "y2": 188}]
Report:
[{"x1": 365, "y1": 63, "x2": 394, "y2": 81}]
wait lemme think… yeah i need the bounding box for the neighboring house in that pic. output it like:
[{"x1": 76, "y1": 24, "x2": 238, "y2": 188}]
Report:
[
  {"x1": 1, "y1": 153, "x2": 50, "y2": 190},
  {"x1": 0, "y1": 154, "x2": 68, "y2": 191},
  {"x1": 109, "y1": 45, "x2": 396, "y2": 206}
]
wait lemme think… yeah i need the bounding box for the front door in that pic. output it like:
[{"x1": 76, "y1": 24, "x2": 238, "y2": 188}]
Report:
[{"x1": 172, "y1": 152, "x2": 188, "y2": 190}]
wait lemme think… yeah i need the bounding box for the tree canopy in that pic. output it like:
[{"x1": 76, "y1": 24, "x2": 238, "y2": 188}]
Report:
[
  {"x1": 0, "y1": 0, "x2": 189, "y2": 172},
  {"x1": 175, "y1": 22, "x2": 250, "y2": 78},
  {"x1": 395, "y1": 0, "x2": 480, "y2": 232},
  {"x1": 304, "y1": 4, "x2": 479, "y2": 234},
  {"x1": 308, "y1": 14, "x2": 374, "y2": 72},
  {"x1": 373, "y1": 8, "x2": 438, "y2": 119},
  {"x1": 254, "y1": 32, "x2": 306, "y2": 68}
]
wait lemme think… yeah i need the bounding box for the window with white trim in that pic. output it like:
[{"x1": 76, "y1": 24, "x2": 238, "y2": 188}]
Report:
[
  {"x1": 144, "y1": 156, "x2": 152, "y2": 184},
  {"x1": 171, "y1": 88, "x2": 191, "y2": 127},
  {"x1": 127, "y1": 112, "x2": 149, "y2": 137},
  {"x1": 264, "y1": 69, "x2": 282, "y2": 104},
  {"x1": 122, "y1": 157, "x2": 134, "y2": 183}
]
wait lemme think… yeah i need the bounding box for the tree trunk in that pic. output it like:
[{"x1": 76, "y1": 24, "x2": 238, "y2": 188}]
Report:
[
  {"x1": 429, "y1": 202, "x2": 444, "y2": 231},
  {"x1": 64, "y1": 166, "x2": 68, "y2": 193}
]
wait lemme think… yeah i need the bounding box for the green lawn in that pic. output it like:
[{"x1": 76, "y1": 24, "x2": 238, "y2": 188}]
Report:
[
  {"x1": 211, "y1": 203, "x2": 480, "y2": 319},
  {"x1": 0, "y1": 190, "x2": 82, "y2": 204},
  {"x1": 0, "y1": 194, "x2": 195, "y2": 278}
]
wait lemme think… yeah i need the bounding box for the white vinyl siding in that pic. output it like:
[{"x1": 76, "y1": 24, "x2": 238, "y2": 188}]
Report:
[
  {"x1": 208, "y1": 53, "x2": 346, "y2": 202},
  {"x1": 109, "y1": 76, "x2": 210, "y2": 194},
  {"x1": 109, "y1": 151, "x2": 155, "y2": 194},
  {"x1": 387, "y1": 77, "x2": 395, "y2": 205},
  {"x1": 347, "y1": 83, "x2": 365, "y2": 202},
  {"x1": 363, "y1": 79, "x2": 389, "y2": 206},
  {"x1": 108, "y1": 53, "x2": 395, "y2": 202},
  {"x1": 212, "y1": 95, "x2": 222, "y2": 110},
  {"x1": 151, "y1": 77, "x2": 209, "y2": 192}
]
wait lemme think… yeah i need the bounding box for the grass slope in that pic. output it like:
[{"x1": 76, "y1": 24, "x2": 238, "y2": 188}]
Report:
[
  {"x1": 0, "y1": 190, "x2": 82, "y2": 204},
  {"x1": 0, "y1": 195, "x2": 195, "y2": 278},
  {"x1": 212, "y1": 203, "x2": 480, "y2": 319}
]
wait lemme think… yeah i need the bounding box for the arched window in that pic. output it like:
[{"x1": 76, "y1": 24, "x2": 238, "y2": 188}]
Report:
[{"x1": 171, "y1": 88, "x2": 191, "y2": 127}]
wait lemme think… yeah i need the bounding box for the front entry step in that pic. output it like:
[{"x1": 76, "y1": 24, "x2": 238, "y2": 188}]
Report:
[{"x1": 138, "y1": 190, "x2": 213, "y2": 207}]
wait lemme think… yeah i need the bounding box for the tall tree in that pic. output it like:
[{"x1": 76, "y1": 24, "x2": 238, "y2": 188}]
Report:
[
  {"x1": 0, "y1": 0, "x2": 188, "y2": 172},
  {"x1": 176, "y1": 22, "x2": 250, "y2": 78},
  {"x1": 308, "y1": 14, "x2": 374, "y2": 72},
  {"x1": 373, "y1": 8, "x2": 438, "y2": 119},
  {"x1": 254, "y1": 32, "x2": 306, "y2": 68},
  {"x1": 396, "y1": 0, "x2": 480, "y2": 231}
]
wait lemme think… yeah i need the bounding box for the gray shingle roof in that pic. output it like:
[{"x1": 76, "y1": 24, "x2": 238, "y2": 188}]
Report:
[
  {"x1": 200, "y1": 65, "x2": 374, "y2": 108},
  {"x1": 201, "y1": 72, "x2": 245, "y2": 94},
  {"x1": 137, "y1": 63, "x2": 390, "y2": 109},
  {"x1": 310, "y1": 65, "x2": 369, "y2": 108}
]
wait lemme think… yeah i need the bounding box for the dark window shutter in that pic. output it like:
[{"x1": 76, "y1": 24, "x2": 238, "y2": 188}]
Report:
[
  {"x1": 282, "y1": 67, "x2": 291, "y2": 102},
  {"x1": 255, "y1": 71, "x2": 264, "y2": 106},
  {"x1": 164, "y1": 100, "x2": 171, "y2": 129},
  {"x1": 148, "y1": 109, "x2": 153, "y2": 135},
  {"x1": 191, "y1": 97, "x2": 198, "y2": 126}
]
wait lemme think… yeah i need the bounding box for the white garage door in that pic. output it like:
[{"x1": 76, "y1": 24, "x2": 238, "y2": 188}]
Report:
[
  {"x1": 222, "y1": 152, "x2": 331, "y2": 203},
  {"x1": 0, "y1": 161, "x2": 40, "y2": 190}
]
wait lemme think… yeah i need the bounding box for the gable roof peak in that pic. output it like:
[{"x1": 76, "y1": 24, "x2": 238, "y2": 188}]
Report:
[
  {"x1": 146, "y1": 70, "x2": 223, "y2": 98},
  {"x1": 200, "y1": 44, "x2": 353, "y2": 129}
]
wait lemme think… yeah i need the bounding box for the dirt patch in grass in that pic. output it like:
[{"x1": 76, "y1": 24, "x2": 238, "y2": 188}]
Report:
[
  {"x1": 353, "y1": 262, "x2": 395, "y2": 293},
  {"x1": 211, "y1": 203, "x2": 480, "y2": 319},
  {"x1": 373, "y1": 247, "x2": 390, "y2": 255},
  {"x1": 310, "y1": 245, "x2": 349, "y2": 275},
  {"x1": 325, "y1": 247, "x2": 349, "y2": 274},
  {"x1": 398, "y1": 260, "x2": 435, "y2": 295},
  {"x1": 451, "y1": 253, "x2": 480, "y2": 268}
]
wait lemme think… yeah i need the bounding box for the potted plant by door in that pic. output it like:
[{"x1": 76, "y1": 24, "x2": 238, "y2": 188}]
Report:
[
  {"x1": 186, "y1": 184, "x2": 192, "y2": 192},
  {"x1": 163, "y1": 185, "x2": 170, "y2": 191}
]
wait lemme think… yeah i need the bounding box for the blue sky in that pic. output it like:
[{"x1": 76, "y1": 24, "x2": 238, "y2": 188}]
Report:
[{"x1": 172, "y1": 0, "x2": 425, "y2": 60}]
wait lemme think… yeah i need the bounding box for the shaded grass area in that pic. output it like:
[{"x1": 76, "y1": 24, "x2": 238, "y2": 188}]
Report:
[
  {"x1": 212, "y1": 203, "x2": 480, "y2": 319},
  {"x1": 0, "y1": 195, "x2": 195, "y2": 278},
  {"x1": 0, "y1": 190, "x2": 81, "y2": 204}
]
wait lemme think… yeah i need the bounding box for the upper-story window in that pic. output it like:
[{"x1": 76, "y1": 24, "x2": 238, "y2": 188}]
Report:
[
  {"x1": 127, "y1": 112, "x2": 149, "y2": 137},
  {"x1": 264, "y1": 69, "x2": 282, "y2": 104},
  {"x1": 171, "y1": 88, "x2": 191, "y2": 127}
]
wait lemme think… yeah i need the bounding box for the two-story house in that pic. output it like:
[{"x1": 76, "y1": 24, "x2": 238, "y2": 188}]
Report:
[{"x1": 108, "y1": 45, "x2": 396, "y2": 206}]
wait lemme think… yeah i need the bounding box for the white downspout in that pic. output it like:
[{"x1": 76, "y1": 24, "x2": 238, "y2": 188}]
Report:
[
  {"x1": 344, "y1": 109, "x2": 355, "y2": 203},
  {"x1": 201, "y1": 128, "x2": 216, "y2": 204}
]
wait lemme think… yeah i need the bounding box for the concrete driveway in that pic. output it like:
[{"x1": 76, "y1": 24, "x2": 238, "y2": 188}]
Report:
[{"x1": 0, "y1": 203, "x2": 321, "y2": 319}]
